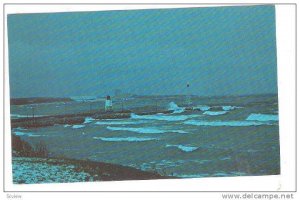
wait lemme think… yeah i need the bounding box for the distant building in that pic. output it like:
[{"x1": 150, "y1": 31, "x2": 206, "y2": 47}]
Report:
[{"x1": 105, "y1": 95, "x2": 113, "y2": 112}]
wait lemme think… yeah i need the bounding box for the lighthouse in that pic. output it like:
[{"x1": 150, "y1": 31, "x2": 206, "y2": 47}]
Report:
[
  {"x1": 105, "y1": 95, "x2": 113, "y2": 112},
  {"x1": 185, "y1": 82, "x2": 192, "y2": 106}
]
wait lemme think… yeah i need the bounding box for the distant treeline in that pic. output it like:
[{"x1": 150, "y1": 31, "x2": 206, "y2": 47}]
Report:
[{"x1": 10, "y1": 97, "x2": 73, "y2": 105}]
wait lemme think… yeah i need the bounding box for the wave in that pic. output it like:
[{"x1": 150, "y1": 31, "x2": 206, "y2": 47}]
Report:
[
  {"x1": 130, "y1": 113, "x2": 200, "y2": 122},
  {"x1": 93, "y1": 137, "x2": 158, "y2": 142},
  {"x1": 13, "y1": 131, "x2": 42, "y2": 137},
  {"x1": 70, "y1": 96, "x2": 97, "y2": 102},
  {"x1": 72, "y1": 125, "x2": 86, "y2": 129},
  {"x1": 14, "y1": 127, "x2": 27, "y2": 131},
  {"x1": 95, "y1": 120, "x2": 149, "y2": 125},
  {"x1": 173, "y1": 174, "x2": 210, "y2": 178},
  {"x1": 222, "y1": 106, "x2": 237, "y2": 111},
  {"x1": 203, "y1": 111, "x2": 227, "y2": 116},
  {"x1": 246, "y1": 113, "x2": 279, "y2": 122},
  {"x1": 11, "y1": 114, "x2": 28, "y2": 119},
  {"x1": 168, "y1": 102, "x2": 185, "y2": 114},
  {"x1": 193, "y1": 105, "x2": 210, "y2": 111},
  {"x1": 184, "y1": 120, "x2": 267, "y2": 127},
  {"x1": 166, "y1": 144, "x2": 198, "y2": 152},
  {"x1": 11, "y1": 114, "x2": 45, "y2": 119},
  {"x1": 84, "y1": 117, "x2": 95, "y2": 124},
  {"x1": 107, "y1": 126, "x2": 187, "y2": 134}
]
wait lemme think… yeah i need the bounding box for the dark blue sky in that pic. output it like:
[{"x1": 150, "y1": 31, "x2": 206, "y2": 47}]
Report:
[{"x1": 8, "y1": 5, "x2": 277, "y2": 98}]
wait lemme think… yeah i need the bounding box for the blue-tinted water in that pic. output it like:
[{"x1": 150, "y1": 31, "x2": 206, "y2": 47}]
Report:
[{"x1": 11, "y1": 94, "x2": 280, "y2": 178}]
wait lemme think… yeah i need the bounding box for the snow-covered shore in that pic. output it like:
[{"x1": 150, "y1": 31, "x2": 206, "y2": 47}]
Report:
[{"x1": 12, "y1": 156, "x2": 171, "y2": 184}]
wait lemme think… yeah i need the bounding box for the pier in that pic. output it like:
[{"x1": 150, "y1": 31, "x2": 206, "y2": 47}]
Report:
[{"x1": 11, "y1": 109, "x2": 173, "y2": 129}]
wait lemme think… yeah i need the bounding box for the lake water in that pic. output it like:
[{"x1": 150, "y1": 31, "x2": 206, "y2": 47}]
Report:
[{"x1": 11, "y1": 94, "x2": 280, "y2": 178}]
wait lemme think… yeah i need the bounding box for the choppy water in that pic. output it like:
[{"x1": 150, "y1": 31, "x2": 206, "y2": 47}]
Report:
[{"x1": 11, "y1": 94, "x2": 280, "y2": 178}]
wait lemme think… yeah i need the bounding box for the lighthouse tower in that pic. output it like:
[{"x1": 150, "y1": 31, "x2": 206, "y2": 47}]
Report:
[
  {"x1": 185, "y1": 82, "x2": 192, "y2": 106},
  {"x1": 105, "y1": 95, "x2": 113, "y2": 112}
]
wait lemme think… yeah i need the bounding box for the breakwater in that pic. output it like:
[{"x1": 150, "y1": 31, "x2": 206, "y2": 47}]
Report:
[{"x1": 11, "y1": 110, "x2": 173, "y2": 129}]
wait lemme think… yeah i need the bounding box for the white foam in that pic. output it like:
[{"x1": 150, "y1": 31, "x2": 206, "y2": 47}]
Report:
[
  {"x1": 222, "y1": 106, "x2": 236, "y2": 111},
  {"x1": 11, "y1": 114, "x2": 28, "y2": 119},
  {"x1": 72, "y1": 125, "x2": 86, "y2": 129},
  {"x1": 11, "y1": 114, "x2": 45, "y2": 119},
  {"x1": 64, "y1": 124, "x2": 71, "y2": 127},
  {"x1": 93, "y1": 137, "x2": 158, "y2": 142},
  {"x1": 131, "y1": 113, "x2": 200, "y2": 122},
  {"x1": 95, "y1": 120, "x2": 148, "y2": 125},
  {"x1": 203, "y1": 111, "x2": 228, "y2": 116},
  {"x1": 168, "y1": 102, "x2": 185, "y2": 113},
  {"x1": 184, "y1": 120, "x2": 267, "y2": 127},
  {"x1": 84, "y1": 117, "x2": 95, "y2": 124},
  {"x1": 193, "y1": 105, "x2": 210, "y2": 111},
  {"x1": 172, "y1": 108, "x2": 185, "y2": 114},
  {"x1": 70, "y1": 96, "x2": 97, "y2": 102},
  {"x1": 107, "y1": 126, "x2": 187, "y2": 134},
  {"x1": 166, "y1": 144, "x2": 199, "y2": 152},
  {"x1": 213, "y1": 172, "x2": 230, "y2": 177},
  {"x1": 246, "y1": 113, "x2": 279, "y2": 121},
  {"x1": 14, "y1": 127, "x2": 27, "y2": 131},
  {"x1": 13, "y1": 131, "x2": 27, "y2": 136},
  {"x1": 173, "y1": 173, "x2": 210, "y2": 178},
  {"x1": 13, "y1": 131, "x2": 42, "y2": 137}
]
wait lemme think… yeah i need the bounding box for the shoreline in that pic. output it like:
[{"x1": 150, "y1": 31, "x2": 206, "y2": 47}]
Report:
[
  {"x1": 12, "y1": 156, "x2": 174, "y2": 184},
  {"x1": 11, "y1": 134, "x2": 175, "y2": 184}
]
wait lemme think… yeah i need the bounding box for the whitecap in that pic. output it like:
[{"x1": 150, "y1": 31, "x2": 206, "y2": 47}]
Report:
[
  {"x1": 64, "y1": 124, "x2": 71, "y2": 128},
  {"x1": 84, "y1": 117, "x2": 95, "y2": 124},
  {"x1": 246, "y1": 113, "x2": 279, "y2": 121},
  {"x1": 13, "y1": 131, "x2": 42, "y2": 137},
  {"x1": 184, "y1": 120, "x2": 267, "y2": 127},
  {"x1": 14, "y1": 127, "x2": 27, "y2": 131},
  {"x1": 72, "y1": 125, "x2": 86, "y2": 129},
  {"x1": 10, "y1": 114, "x2": 28, "y2": 119},
  {"x1": 70, "y1": 96, "x2": 97, "y2": 102},
  {"x1": 193, "y1": 105, "x2": 210, "y2": 111},
  {"x1": 95, "y1": 120, "x2": 148, "y2": 125},
  {"x1": 166, "y1": 144, "x2": 199, "y2": 152},
  {"x1": 131, "y1": 113, "x2": 200, "y2": 122},
  {"x1": 168, "y1": 102, "x2": 185, "y2": 114},
  {"x1": 13, "y1": 131, "x2": 27, "y2": 136},
  {"x1": 11, "y1": 114, "x2": 45, "y2": 119},
  {"x1": 222, "y1": 106, "x2": 236, "y2": 111},
  {"x1": 203, "y1": 111, "x2": 227, "y2": 116},
  {"x1": 173, "y1": 173, "x2": 210, "y2": 178},
  {"x1": 93, "y1": 137, "x2": 158, "y2": 142},
  {"x1": 106, "y1": 126, "x2": 187, "y2": 134}
]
